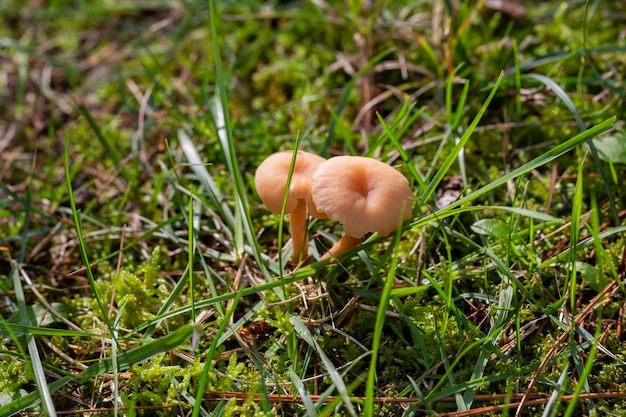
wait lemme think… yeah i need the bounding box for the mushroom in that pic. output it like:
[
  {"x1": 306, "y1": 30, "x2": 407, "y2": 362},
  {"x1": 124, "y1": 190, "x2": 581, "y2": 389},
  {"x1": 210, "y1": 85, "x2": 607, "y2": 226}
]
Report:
[
  {"x1": 254, "y1": 150, "x2": 327, "y2": 264},
  {"x1": 311, "y1": 156, "x2": 413, "y2": 259}
]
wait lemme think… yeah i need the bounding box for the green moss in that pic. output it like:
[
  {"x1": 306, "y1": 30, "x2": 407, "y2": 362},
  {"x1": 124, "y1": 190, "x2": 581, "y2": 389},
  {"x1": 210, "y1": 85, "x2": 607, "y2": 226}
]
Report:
[
  {"x1": 0, "y1": 352, "x2": 32, "y2": 395},
  {"x1": 64, "y1": 247, "x2": 185, "y2": 332},
  {"x1": 227, "y1": 401, "x2": 277, "y2": 417},
  {"x1": 112, "y1": 248, "x2": 182, "y2": 329},
  {"x1": 124, "y1": 352, "x2": 201, "y2": 408}
]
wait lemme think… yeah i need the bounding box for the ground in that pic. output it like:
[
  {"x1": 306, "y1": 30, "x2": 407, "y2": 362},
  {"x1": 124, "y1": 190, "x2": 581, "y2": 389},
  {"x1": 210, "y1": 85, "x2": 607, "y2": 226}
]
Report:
[{"x1": 1, "y1": 1, "x2": 626, "y2": 416}]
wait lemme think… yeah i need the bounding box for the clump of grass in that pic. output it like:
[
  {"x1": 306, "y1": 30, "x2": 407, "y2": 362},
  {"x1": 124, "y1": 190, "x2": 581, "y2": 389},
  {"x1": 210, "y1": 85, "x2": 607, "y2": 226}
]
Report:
[{"x1": 1, "y1": 0, "x2": 625, "y2": 416}]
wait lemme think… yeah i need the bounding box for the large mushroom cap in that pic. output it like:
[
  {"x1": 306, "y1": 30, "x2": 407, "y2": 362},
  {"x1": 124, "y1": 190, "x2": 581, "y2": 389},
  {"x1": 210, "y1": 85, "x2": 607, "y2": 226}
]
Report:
[
  {"x1": 254, "y1": 150, "x2": 326, "y2": 215},
  {"x1": 312, "y1": 156, "x2": 413, "y2": 238}
]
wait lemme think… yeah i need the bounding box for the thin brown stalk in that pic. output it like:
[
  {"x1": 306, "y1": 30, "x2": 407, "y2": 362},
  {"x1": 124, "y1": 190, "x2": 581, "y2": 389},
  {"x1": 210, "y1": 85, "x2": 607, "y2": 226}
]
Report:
[{"x1": 202, "y1": 390, "x2": 626, "y2": 407}]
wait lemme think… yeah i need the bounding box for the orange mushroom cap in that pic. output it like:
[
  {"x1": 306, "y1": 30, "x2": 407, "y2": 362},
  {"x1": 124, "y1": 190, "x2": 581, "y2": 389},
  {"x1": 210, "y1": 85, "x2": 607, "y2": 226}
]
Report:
[
  {"x1": 254, "y1": 150, "x2": 327, "y2": 218},
  {"x1": 311, "y1": 156, "x2": 413, "y2": 238},
  {"x1": 254, "y1": 150, "x2": 327, "y2": 264}
]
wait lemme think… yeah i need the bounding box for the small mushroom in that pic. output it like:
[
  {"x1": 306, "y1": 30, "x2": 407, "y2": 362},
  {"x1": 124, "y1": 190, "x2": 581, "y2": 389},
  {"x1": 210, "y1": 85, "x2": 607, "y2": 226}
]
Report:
[
  {"x1": 311, "y1": 156, "x2": 413, "y2": 259},
  {"x1": 254, "y1": 150, "x2": 327, "y2": 264}
]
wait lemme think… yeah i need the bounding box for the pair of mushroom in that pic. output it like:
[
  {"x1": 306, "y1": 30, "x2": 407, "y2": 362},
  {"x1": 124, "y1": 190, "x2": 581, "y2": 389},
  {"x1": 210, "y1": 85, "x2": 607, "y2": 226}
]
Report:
[{"x1": 254, "y1": 150, "x2": 414, "y2": 264}]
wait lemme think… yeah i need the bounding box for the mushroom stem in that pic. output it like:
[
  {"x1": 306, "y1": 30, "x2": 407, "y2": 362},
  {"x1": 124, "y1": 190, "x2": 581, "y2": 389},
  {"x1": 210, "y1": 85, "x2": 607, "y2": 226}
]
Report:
[
  {"x1": 289, "y1": 199, "x2": 308, "y2": 264},
  {"x1": 321, "y1": 234, "x2": 363, "y2": 260}
]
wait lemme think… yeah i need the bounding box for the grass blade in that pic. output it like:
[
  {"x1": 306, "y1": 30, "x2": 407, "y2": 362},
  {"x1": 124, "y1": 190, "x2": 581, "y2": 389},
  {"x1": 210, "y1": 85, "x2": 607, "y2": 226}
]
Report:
[
  {"x1": 320, "y1": 47, "x2": 393, "y2": 156},
  {"x1": 289, "y1": 367, "x2": 317, "y2": 416},
  {"x1": 64, "y1": 137, "x2": 117, "y2": 342},
  {"x1": 77, "y1": 104, "x2": 130, "y2": 183},
  {"x1": 192, "y1": 291, "x2": 242, "y2": 417},
  {"x1": 461, "y1": 249, "x2": 514, "y2": 408},
  {"x1": 420, "y1": 72, "x2": 503, "y2": 206},
  {"x1": 568, "y1": 154, "x2": 586, "y2": 333},
  {"x1": 364, "y1": 234, "x2": 403, "y2": 416},
  {"x1": 523, "y1": 74, "x2": 585, "y2": 130},
  {"x1": 79, "y1": 324, "x2": 196, "y2": 383},
  {"x1": 564, "y1": 316, "x2": 602, "y2": 417},
  {"x1": 206, "y1": 0, "x2": 270, "y2": 282},
  {"x1": 10, "y1": 267, "x2": 57, "y2": 417},
  {"x1": 10, "y1": 182, "x2": 57, "y2": 416},
  {"x1": 541, "y1": 361, "x2": 570, "y2": 417},
  {"x1": 415, "y1": 117, "x2": 616, "y2": 227},
  {"x1": 291, "y1": 315, "x2": 358, "y2": 417},
  {"x1": 524, "y1": 73, "x2": 619, "y2": 222},
  {"x1": 188, "y1": 192, "x2": 197, "y2": 324},
  {"x1": 0, "y1": 376, "x2": 73, "y2": 417},
  {"x1": 178, "y1": 129, "x2": 235, "y2": 228}
]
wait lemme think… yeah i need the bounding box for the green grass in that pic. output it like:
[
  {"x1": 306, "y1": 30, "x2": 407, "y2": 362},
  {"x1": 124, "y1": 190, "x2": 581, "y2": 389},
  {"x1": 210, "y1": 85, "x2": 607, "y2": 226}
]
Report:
[{"x1": 1, "y1": 0, "x2": 626, "y2": 415}]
